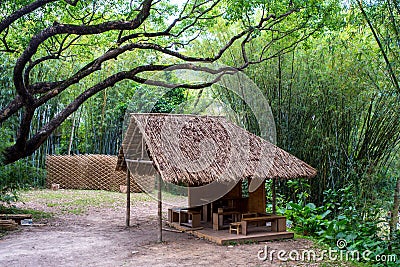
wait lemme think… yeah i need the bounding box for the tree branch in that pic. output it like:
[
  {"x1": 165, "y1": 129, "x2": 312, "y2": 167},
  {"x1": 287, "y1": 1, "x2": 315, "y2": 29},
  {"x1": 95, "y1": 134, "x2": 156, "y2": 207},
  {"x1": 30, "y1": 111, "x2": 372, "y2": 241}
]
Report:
[
  {"x1": 0, "y1": 0, "x2": 312, "y2": 164},
  {"x1": 2, "y1": 62, "x2": 236, "y2": 164},
  {"x1": 13, "y1": 0, "x2": 154, "y2": 107},
  {"x1": 0, "y1": 0, "x2": 58, "y2": 34},
  {"x1": 0, "y1": 96, "x2": 23, "y2": 123}
]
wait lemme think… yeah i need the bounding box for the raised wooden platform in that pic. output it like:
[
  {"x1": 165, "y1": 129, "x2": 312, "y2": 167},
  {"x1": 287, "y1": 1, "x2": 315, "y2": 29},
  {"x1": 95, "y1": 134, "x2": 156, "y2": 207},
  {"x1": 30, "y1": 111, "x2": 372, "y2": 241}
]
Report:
[{"x1": 167, "y1": 222, "x2": 294, "y2": 245}]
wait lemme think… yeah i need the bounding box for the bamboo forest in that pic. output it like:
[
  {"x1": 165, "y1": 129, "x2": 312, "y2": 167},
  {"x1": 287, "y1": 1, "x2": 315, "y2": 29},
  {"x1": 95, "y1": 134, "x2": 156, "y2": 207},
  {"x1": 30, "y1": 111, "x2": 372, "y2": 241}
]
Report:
[{"x1": 0, "y1": 0, "x2": 399, "y2": 266}]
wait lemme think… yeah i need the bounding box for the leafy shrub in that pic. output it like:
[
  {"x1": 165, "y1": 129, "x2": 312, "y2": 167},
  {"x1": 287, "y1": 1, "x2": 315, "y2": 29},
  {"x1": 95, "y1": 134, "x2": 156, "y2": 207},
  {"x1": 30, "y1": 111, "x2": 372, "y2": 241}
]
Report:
[
  {"x1": 0, "y1": 161, "x2": 46, "y2": 203},
  {"x1": 0, "y1": 128, "x2": 45, "y2": 203},
  {"x1": 285, "y1": 201, "x2": 331, "y2": 236},
  {"x1": 284, "y1": 185, "x2": 400, "y2": 266}
]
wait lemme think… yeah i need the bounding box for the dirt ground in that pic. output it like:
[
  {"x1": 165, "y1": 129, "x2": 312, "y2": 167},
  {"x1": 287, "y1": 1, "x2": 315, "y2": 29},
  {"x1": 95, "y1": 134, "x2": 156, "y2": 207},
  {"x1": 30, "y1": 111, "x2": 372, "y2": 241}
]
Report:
[{"x1": 0, "y1": 190, "x2": 349, "y2": 267}]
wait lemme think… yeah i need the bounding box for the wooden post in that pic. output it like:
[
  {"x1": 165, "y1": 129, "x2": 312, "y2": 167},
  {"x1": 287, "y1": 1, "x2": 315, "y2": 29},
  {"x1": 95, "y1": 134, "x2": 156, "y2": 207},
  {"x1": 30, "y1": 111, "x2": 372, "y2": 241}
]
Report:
[
  {"x1": 272, "y1": 178, "x2": 276, "y2": 215},
  {"x1": 126, "y1": 170, "x2": 131, "y2": 227},
  {"x1": 157, "y1": 174, "x2": 162, "y2": 243}
]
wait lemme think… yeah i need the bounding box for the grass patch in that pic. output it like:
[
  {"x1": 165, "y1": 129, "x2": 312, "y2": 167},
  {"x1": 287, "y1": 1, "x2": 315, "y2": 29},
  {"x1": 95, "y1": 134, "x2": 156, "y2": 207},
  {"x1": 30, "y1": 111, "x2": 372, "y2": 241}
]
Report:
[
  {"x1": 60, "y1": 207, "x2": 83, "y2": 215},
  {"x1": 6, "y1": 189, "x2": 185, "y2": 216},
  {"x1": 17, "y1": 189, "x2": 157, "y2": 215},
  {"x1": 20, "y1": 189, "x2": 154, "y2": 206},
  {"x1": 225, "y1": 241, "x2": 238, "y2": 246}
]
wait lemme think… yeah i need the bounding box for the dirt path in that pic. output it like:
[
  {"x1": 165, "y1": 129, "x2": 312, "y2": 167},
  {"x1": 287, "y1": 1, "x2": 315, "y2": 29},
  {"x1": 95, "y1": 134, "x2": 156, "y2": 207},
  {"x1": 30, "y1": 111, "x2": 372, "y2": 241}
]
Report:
[{"x1": 0, "y1": 190, "x2": 340, "y2": 266}]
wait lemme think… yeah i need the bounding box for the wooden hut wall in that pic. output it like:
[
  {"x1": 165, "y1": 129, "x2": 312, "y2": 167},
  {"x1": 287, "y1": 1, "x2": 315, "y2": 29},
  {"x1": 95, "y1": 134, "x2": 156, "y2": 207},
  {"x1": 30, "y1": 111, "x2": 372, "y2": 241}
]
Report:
[
  {"x1": 221, "y1": 180, "x2": 242, "y2": 199},
  {"x1": 248, "y1": 180, "x2": 266, "y2": 213}
]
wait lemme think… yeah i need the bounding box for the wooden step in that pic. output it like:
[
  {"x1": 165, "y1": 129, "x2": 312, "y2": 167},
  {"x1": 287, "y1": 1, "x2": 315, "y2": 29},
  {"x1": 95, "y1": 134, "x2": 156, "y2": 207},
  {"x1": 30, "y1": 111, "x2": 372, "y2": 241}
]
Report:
[
  {"x1": 0, "y1": 214, "x2": 32, "y2": 224},
  {"x1": 0, "y1": 219, "x2": 18, "y2": 230}
]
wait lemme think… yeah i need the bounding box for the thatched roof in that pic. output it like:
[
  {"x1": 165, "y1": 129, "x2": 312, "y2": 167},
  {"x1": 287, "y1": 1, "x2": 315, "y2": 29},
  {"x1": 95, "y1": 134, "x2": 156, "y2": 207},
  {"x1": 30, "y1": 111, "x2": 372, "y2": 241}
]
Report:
[{"x1": 117, "y1": 113, "x2": 316, "y2": 185}]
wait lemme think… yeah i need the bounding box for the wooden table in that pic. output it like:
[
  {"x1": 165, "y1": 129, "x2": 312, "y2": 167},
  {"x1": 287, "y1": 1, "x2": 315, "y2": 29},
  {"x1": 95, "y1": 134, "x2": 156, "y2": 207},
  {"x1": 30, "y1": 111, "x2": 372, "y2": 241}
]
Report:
[
  {"x1": 241, "y1": 215, "x2": 286, "y2": 235},
  {"x1": 179, "y1": 209, "x2": 201, "y2": 228},
  {"x1": 168, "y1": 208, "x2": 181, "y2": 223},
  {"x1": 168, "y1": 208, "x2": 201, "y2": 228}
]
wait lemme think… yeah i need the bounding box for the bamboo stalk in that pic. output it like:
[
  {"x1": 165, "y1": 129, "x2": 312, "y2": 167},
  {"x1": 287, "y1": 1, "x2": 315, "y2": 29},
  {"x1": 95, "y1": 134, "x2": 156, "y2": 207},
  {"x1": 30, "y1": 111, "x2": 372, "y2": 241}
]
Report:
[{"x1": 390, "y1": 175, "x2": 400, "y2": 239}]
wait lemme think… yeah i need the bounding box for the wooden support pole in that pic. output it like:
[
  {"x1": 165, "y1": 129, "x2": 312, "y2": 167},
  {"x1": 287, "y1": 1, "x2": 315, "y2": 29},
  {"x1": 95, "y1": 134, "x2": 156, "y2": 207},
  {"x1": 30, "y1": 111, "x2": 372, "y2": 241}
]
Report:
[
  {"x1": 157, "y1": 174, "x2": 162, "y2": 243},
  {"x1": 272, "y1": 178, "x2": 276, "y2": 215},
  {"x1": 126, "y1": 170, "x2": 131, "y2": 227}
]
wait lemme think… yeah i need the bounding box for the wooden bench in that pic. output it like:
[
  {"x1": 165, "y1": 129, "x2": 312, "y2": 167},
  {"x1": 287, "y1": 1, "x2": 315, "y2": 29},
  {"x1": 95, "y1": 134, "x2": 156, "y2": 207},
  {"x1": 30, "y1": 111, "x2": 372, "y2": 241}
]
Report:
[
  {"x1": 241, "y1": 212, "x2": 258, "y2": 219},
  {"x1": 241, "y1": 215, "x2": 286, "y2": 235}
]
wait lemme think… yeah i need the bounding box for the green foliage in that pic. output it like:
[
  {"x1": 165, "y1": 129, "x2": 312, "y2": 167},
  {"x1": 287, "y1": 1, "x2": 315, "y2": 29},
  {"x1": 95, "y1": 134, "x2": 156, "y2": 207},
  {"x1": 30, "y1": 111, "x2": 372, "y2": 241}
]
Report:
[
  {"x1": 0, "y1": 126, "x2": 44, "y2": 203},
  {"x1": 0, "y1": 3, "x2": 399, "y2": 265},
  {"x1": 319, "y1": 188, "x2": 399, "y2": 266},
  {"x1": 285, "y1": 186, "x2": 400, "y2": 266},
  {"x1": 285, "y1": 200, "x2": 331, "y2": 236},
  {"x1": 0, "y1": 161, "x2": 46, "y2": 203},
  {"x1": 212, "y1": 13, "x2": 400, "y2": 207},
  {"x1": 152, "y1": 88, "x2": 187, "y2": 113},
  {"x1": 318, "y1": 187, "x2": 381, "y2": 244}
]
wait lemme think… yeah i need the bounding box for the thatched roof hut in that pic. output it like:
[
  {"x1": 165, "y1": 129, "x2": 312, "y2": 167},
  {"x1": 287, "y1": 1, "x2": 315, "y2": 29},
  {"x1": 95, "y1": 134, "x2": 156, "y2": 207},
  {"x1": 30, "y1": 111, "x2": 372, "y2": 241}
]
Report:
[{"x1": 116, "y1": 113, "x2": 316, "y2": 185}]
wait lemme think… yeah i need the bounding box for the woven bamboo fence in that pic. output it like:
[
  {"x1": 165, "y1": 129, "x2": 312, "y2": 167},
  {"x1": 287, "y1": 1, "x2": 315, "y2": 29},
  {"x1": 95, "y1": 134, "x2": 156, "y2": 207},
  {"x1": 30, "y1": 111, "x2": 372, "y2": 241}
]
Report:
[{"x1": 46, "y1": 155, "x2": 155, "y2": 193}]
